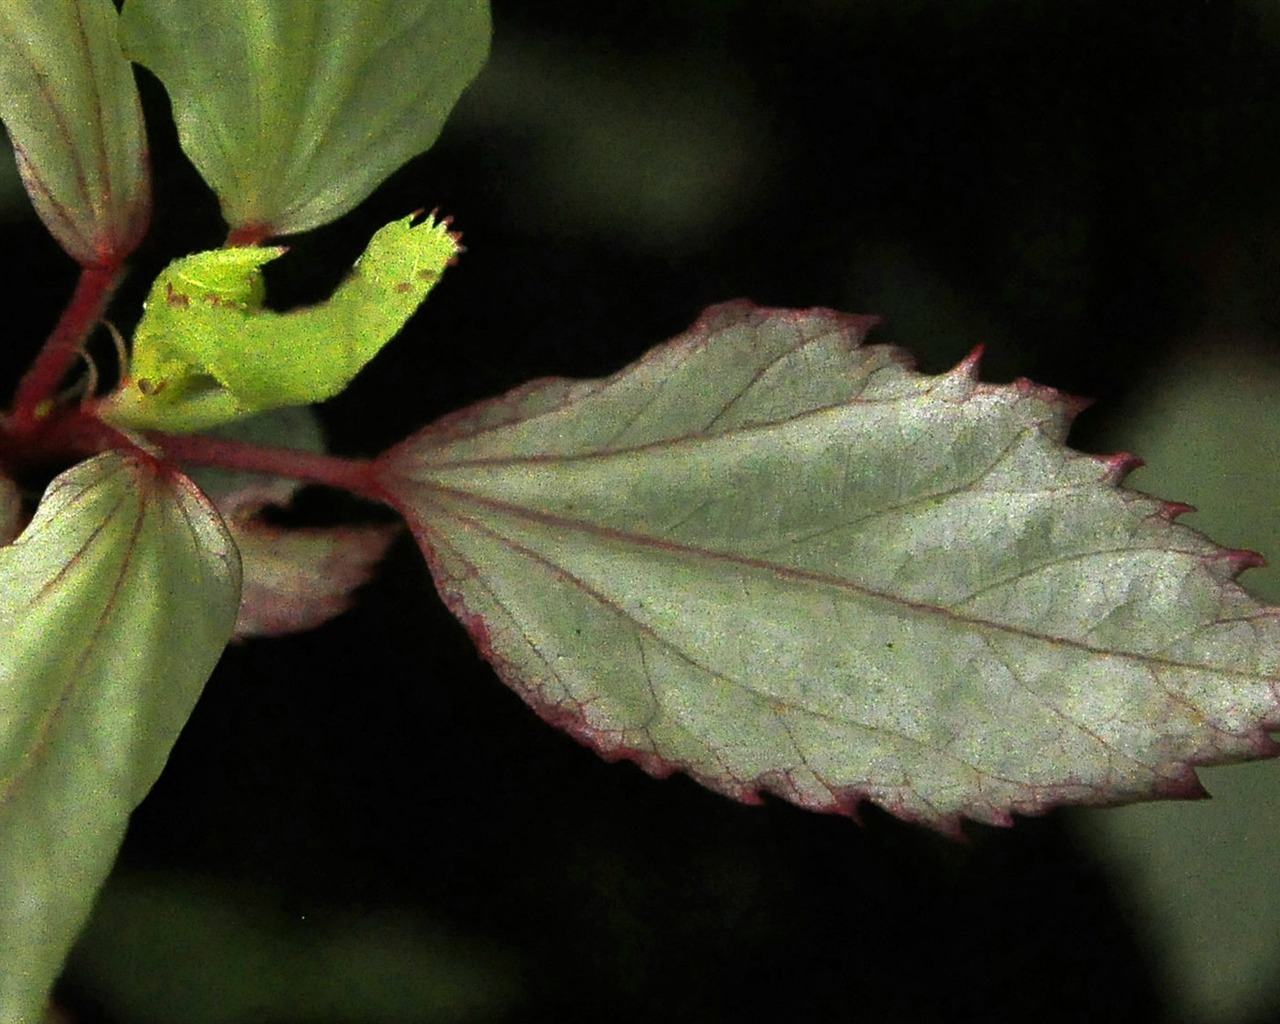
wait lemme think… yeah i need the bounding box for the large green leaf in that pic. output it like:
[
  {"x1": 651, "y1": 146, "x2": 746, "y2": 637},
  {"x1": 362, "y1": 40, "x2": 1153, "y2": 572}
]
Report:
[
  {"x1": 0, "y1": 452, "x2": 241, "y2": 1021},
  {"x1": 97, "y1": 213, "x2": 459, "y2": 433},
  {"x1": 0, "y1": 0, "x2": 150, "y2": 264},
  {"x1": 119, "y1": 0, "x2": 490, "y2": 236},
  {"x1": 373, "y1": 302, "x2": 1280, "y2": 833}
]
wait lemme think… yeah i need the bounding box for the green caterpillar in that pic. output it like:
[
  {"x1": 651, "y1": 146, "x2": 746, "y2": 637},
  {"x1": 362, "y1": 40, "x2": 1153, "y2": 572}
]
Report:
[{"x1": 100, "y1": 213, "x2": 459, "y2": 434}]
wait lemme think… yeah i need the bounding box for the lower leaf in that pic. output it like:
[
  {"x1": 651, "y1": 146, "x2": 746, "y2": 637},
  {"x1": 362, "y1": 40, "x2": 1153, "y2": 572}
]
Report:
[{"x1": 0, "y1": 452, "x2": 241, "y2": 1020}]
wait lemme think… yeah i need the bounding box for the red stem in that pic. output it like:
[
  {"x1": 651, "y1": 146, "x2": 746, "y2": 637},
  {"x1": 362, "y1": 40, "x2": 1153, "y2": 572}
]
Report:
[
  {"x1": 11, "y1": 264, "x2": 120, "y2": 431},
  {"x1": 148, "y1": 430, "x2": 392, "y2": 506},
  {"x1": 225, "y1": 223, "x2": 273, "y2": 247}
]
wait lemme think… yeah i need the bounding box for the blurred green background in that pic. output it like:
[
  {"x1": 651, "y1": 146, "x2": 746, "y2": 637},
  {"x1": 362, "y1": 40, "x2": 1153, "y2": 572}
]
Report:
[{"x1": 7, "y1": 1, "x2": 1280, "y2": 1021}]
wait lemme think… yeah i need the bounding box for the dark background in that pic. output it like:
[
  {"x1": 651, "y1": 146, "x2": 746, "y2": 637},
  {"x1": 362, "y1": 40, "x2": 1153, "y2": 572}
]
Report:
[{"x1": 10, "y1": 1, "x2": 1280, "y2": 1020}]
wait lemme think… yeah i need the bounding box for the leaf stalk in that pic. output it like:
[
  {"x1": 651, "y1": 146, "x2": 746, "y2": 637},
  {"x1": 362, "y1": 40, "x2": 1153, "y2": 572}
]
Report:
[
  {"x1": 10, "y1": 263, "x2": 120, "y2": 432},
  {"x1": 148, "y1": 429, "x2": 389, "y2": 505}
]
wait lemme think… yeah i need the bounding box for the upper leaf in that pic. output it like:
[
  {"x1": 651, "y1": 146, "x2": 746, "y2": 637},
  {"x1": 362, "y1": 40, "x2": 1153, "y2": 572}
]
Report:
[
  {"x1": 374, "y1": 302, "x2": 1280, "y2": 834},
  {"x1": 119, "y1": 0, "x2": 491, "y2": 237},
  {"x1": 0, "y1": 452, "x2": 241, "y2": 1020},
  {"x1": 0, "y1": 0, "x2": 150, "y2": 265},
  {"x1": 98, "y1": 213, "x2": 459, "y2": 433}
]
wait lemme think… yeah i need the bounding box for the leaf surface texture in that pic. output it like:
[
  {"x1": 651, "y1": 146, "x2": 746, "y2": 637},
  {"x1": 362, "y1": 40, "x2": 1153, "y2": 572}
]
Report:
[{"x1": 376, "y1": 303, "x2": 1280, "y2": 831}]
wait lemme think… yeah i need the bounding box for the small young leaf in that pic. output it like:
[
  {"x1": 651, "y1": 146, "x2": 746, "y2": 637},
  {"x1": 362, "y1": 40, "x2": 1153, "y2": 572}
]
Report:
[
  {"x1": 227, "y1": 520, "x2": 397, "y2": 640},
  {"x1": 0, "y1": 0, "x2": 150, "y2": 264},
  {"x1": 0, "y1": 452, "x2": 241, "y2": 1020},
  {"x1": 119, "y1": 0, "x2": 490, "y2": 236},
  {"x1": 165, "y1": 408, "x2": 394, "y2": 639},
  {"x1": 374, "y1": 302, "x2": 1280, "y2": 833},
  {"x1": 98, "y1": 213, "x2": 459, "y2": 433}
]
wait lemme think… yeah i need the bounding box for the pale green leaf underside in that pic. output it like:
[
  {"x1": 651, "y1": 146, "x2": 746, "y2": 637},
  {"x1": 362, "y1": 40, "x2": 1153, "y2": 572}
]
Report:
[
  {"x1": 0, "y1": 452, "x2": 241, "y2": 1021},
  {"x1": 378, "y1": 302, "x2": 1280, "y2": 832},
  {"x1": 98, "y1": 214, "x2": 458, "y2": 433},
  {"x1": 0, "y1": 0, "x2": 149, "y2": 263},
  {"x1": 119, "y1": 0, "x2": 490, "y2": 235}
]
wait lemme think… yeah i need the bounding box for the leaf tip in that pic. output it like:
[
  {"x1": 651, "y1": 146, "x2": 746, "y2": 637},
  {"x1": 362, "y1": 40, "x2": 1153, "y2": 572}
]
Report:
[
  {"x1": 1219, "y1": 548, "x2": 1269, "y2": 576},
  {"x1": 1153, "y1": 770, "x2": 1212, "y2": 801},
  {"x1": 824, "y1": 787, "x2": 977, "y2": 838},
  {"x1": 1098, "y1": 450, "x2": 1143, "y2": 484},
  {"x1": 999, "y1": 375, "x2": 1092, "y2": 441},
  {"x1": 1158, "y1": 499, "x2": 1196, "y2": 521},
  {"x1": 956, "y1": 344, "x2": 984, "y2": 378}
]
